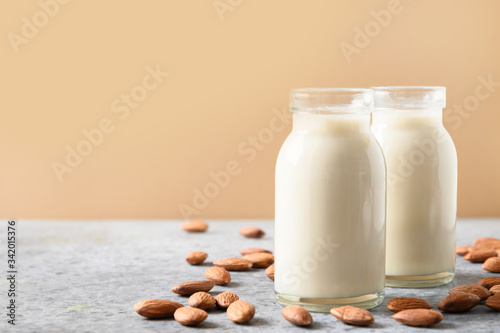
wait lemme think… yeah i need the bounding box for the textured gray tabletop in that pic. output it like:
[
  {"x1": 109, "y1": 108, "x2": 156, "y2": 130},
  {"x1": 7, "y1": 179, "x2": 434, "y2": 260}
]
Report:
[{"x1": 1, "y1": 219, "x2": 500, "y2": 333}]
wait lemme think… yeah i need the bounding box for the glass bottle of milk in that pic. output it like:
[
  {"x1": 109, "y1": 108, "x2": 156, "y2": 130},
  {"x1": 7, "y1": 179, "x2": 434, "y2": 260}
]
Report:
[
  {"x1": 275, "y1": 88, "x2": 386, "y2": 311},
  {"x1": 371, "y1": 87, "x2": 457, "y2": 288}
]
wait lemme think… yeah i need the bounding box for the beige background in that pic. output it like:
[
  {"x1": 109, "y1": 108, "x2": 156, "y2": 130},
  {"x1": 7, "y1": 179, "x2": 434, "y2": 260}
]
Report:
[{"x1": 1, "y1": 0, "x2": 499, "y2": 219}]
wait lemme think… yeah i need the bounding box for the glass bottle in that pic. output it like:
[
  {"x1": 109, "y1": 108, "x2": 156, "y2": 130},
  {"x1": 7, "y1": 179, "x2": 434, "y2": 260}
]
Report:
[
  {"x1": 275, "y1": 88, "x2": 386, "y2": 311},
  {"x1": 371, "y1": 86, "x2": 457, "y2": 287}
]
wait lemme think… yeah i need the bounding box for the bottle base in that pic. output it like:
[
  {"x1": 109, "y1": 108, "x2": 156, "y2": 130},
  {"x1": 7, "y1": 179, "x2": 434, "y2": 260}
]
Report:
[
  {"x1": 275, "y1": 289, "x2": 385, "y2": 313},
  {"x1": 386, "y1": 270, "x2": 455, "y2": 288}
]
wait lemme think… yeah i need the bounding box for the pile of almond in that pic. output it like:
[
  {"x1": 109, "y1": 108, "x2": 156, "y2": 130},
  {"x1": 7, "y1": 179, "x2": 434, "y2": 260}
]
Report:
[
  {"x1": 135, "y1": 222, "x2": 500, "y2": 328},
  {"x1": 134, "y1": 221, "x2": 268, "y2": 326}
]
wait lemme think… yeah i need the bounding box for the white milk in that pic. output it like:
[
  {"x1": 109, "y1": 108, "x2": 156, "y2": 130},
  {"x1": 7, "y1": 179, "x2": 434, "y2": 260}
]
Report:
[
  {"x1": 275, "y1": 112, "x2": 385, "y2": 310},
  {"x1": 371, "y1": 110, "x2": 457, "y2": 286}
]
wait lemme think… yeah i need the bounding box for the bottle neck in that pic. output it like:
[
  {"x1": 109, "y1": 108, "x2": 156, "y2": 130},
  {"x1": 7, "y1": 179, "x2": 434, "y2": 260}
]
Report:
[
  {"x1": 372, "y1": 109, "x2": 443, "y2": 128},
  {"x1": 292, "y1": 113, "x2": 371, "y2": 134}
]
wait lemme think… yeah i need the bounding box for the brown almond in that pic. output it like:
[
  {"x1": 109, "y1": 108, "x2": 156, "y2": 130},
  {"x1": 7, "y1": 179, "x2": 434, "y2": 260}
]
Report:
[
  {"x1": 243, "y1": 253, "x2": 275, "y2": 268},
  {"x1": 239, "y1": 226, "x2": 265, "y2": 238},
  {"x1": 188, "y1": 292, "x2": 216, "y2": 310},
  {"x1": 239, "y1": 248, "x2": 272, "y2": 256},
  {"x1": 281, "y1": 305, "x2": 312, "y2": 326},
  {"x1": 265, "y1": 264, "x2": 275, "y2": 281},
  {"x1": 185, "y1": 251, "x2": 208, "y2": 265},
  {"x1": 172, "y1": 280, "x2": 215, "y2": 296},
  {"x1": 485, "y1": 294, "x2": 500, "y2": 311},
  {"x1": 134, "y1": 299, "x2": 184, "y2": 319},
  {"x1": 478, "y1": 276, "x2": 500, "y2": 289},
  {"x1": 464, "y1": 249, "x2": 497, "y2": 263},
  {"x1": 392, "y1": 309, "x2": 443, "y2": 327},
  {"x1": 449, "y1": 284, "x2": 490, "y2": 300},
  {"x1": 474, "y1": 237, "x2": 500, "y2": 250},
  {"x1": 387, "y1": 297, "x2": 433, "y2": 312},
  {"x1": 174, "y1": 307, "x2": 208, "y2": 326},
  {"x1": 205, "y1": 266, "x2": 231, "y2": 285},
  {"x1": 180, "y1": 220, "x2": 208, "y2": 232},
  {"x1": 483, "y1": 257, "x2": 500, "y2": 273},
  {"x1": 215, "y1": 291, "x2": 239, "y2": 309},
  {"x1": 214, "y1": 258, "x2": 252, "y2": 271},
  {"x1": 330, "y1": 306, "x2": 374, "y2": 326},
  {"x1": 438, "y1": 293, "x2": 480, "y2": 312},
  {"x1": 490, "y1": 285, "x2": 500, "y2": 295},
  {"x1": 227, "y1": 300, "x2": 255, "y2": 323},
  {"x1": 456, "y1": 245, "x2": 472, "y2": 256}
]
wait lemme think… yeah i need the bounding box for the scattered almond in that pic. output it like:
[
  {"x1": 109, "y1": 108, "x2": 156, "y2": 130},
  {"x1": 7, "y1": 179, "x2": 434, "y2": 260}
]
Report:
[
  {"x1": 205, "y1": 266, "x2": 231, "y2": 285},
  {"x1": 330, "y1": 306, "x2": 374, "y2": 326},
  {"x1": 449, "y1": 284, "x2": 490, "y2": 300},
  {"x1": 485, "y1": 294, "x2": 500, "y2": 311},
  {"x1": 215, "y1": 291, "x2": 239, "y2": 309},
  {"x1": 180, "y1": 220, "x2": 208, "y2": 232},
  {"x1": 185, "y1": 251, "x2": 208, "y2": 265},
  {"x1": 214, "y1": 258, "x2": 253, "y2": 271},
  {"x1": 239, "y1": 227, "x2": 265, "y2": 238},
  {"x1": 478, "y1": 276, "x2": 500, "y2": 289},
  {"x1": 392, "y1": 309, "x2": 443, "y2": 327},
  {"x1": 243, "y1": 253, "x2": 275, "y2": 268},
  {"x1": 483, "y1": 257, "x2": 500, "y2": 273},
  {"x1": 464, "y1": 249, "x2": 498, "y2": 263},
  {"x1": 227, "y1": 300, "x2": 255, "y2": 323},
  {"x1": 438, "y1": 293, "x2": 480, "y2": 312},
  {"x1": 456, "y1": 245, "x2": 472, "y2": 256},
  {"x1": 387, "y1": 297, "x2": 433, "y2": 312},
  {"x1": 188, "y1": 292, "x2": 216, "y2": 310},
  {"x1": 474, "y1": 237, "x2": 500, "y2": 250},
  {"x1": 171, "y1": 280, "x2": 215, "y2": 296},
  {"x1": 134, "y1": 299, "x2": 183, "y2": 319},
  {"x1": 265, "y1": 264, "x2": 275, "y2": 281},
  {"x1": 490, "y1": 285, "x2": 500, "y2": 295},
  {"x1": 281, "y1": 305, "x2": 313, "y2": 326},
  {"x1": 239, "y1": 248, "x2": 272, "y2": 256},
  {"x1": 174, "y1": 307, "x2": 208, "y2": 326}
]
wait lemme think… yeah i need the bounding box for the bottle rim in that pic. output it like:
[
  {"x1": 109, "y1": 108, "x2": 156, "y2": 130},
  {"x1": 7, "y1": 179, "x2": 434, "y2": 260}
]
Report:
[
  {"x1": 372, "y1": 86, "x2": 446, "y2": 109},
  {"x1": 290, "y1": 88, "x2": 373, "y2": 113}
]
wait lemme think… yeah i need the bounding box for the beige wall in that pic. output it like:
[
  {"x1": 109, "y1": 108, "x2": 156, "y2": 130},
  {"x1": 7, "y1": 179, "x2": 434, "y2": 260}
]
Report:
[{"x1": 1, "y1": 0, "x2": 499, "y2": 219}]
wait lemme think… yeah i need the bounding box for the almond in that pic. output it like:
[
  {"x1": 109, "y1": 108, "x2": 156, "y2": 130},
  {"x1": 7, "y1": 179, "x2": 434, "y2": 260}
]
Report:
[
  {"x1": 239, "y1": 248, "x2": 272, "y2": 256},
  {"x1": 205, "y1": 266, "x2": 231, "y2": 285},
  {"x1": 134, "y1": 299, "x2": 184, "y2": 319},
  {"x1": 239, "y1": 226, "x2": 265, "y2": 238},
  {"x1": 438, "y1": 293, "x2": 480, "y2": 312},
  {"x1": 265, "y1": 264, "x2": 275, "y2": 281},
  {"x1": 185, "y1": 251, "x2": 208, "y2": 265},
  {"x1": 174, "y1": 307, "x2": 208, "y2": 326},
  {"x1": 456, "y1": 245, "x2": 472, "y2": 256},
  {"x1": 483, "y1": 257, "x2": 500, "y2": 273},
  {"x1": 281, "y1": 305, "x2": 313, "y2": 326},
  {"x1": 214, "y1": 258, "x2": 252, "y2": 271},
  {"x1": 215, "y1": 291, "x2": 239, "y2": 309},
  {"x1": 330, "y1": 306, "x2": 374, "y2": 326},
  {"x1": 449, "y1": 284, "x2": 490, "y2": 300},
  {"x1": 490, "y1": 285, "x2": 500, "y2": 295},
  {"x1": 188, "y1": 292, "x2": 216, "y2": 310},
  {"x1": 392, "y1": 309, "x2": 443, "y2": 327},
  {"x1": 387, "y1": 297, "x2": 433, "y2": 312},
  {"x1": 464, "y1": 249, "x2": 497, "y2": 263},
  {"x1": 243, "y1": 253, "x2": 275, "y2": 268},
  {"x1": 478, "y1": 276, "x2": 500, "y2": 289},
  {"x1": 227, "y1": 300, "x2": 255, "y2": 323},
  {"x1": 485, "y1": 294, "x2": 500, "y2": 311},
  {"x1": 171, "y1": 280, "x2": 215, "y2": 296},
  {"x1": 180, "y1": 220, "x2": 208, "y2": 232},
  {"x1": 474, "y1": 237, "x2": 500, "y2": 250}
]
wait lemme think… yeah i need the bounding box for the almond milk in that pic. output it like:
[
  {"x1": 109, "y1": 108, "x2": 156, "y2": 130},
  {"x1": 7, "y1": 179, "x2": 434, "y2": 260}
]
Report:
[
  {"x1": 275, "y1": 89, "x2": 385, "y2": 311},
  {"x1": 371, "y1": 87, "x2": 457, "y2": 287}
]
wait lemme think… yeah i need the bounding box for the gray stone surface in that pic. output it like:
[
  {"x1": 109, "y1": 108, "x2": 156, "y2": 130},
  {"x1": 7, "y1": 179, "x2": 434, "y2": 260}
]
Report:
[{"x1": 1, "y1": 219, "x2": 500, "y2": 332}]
